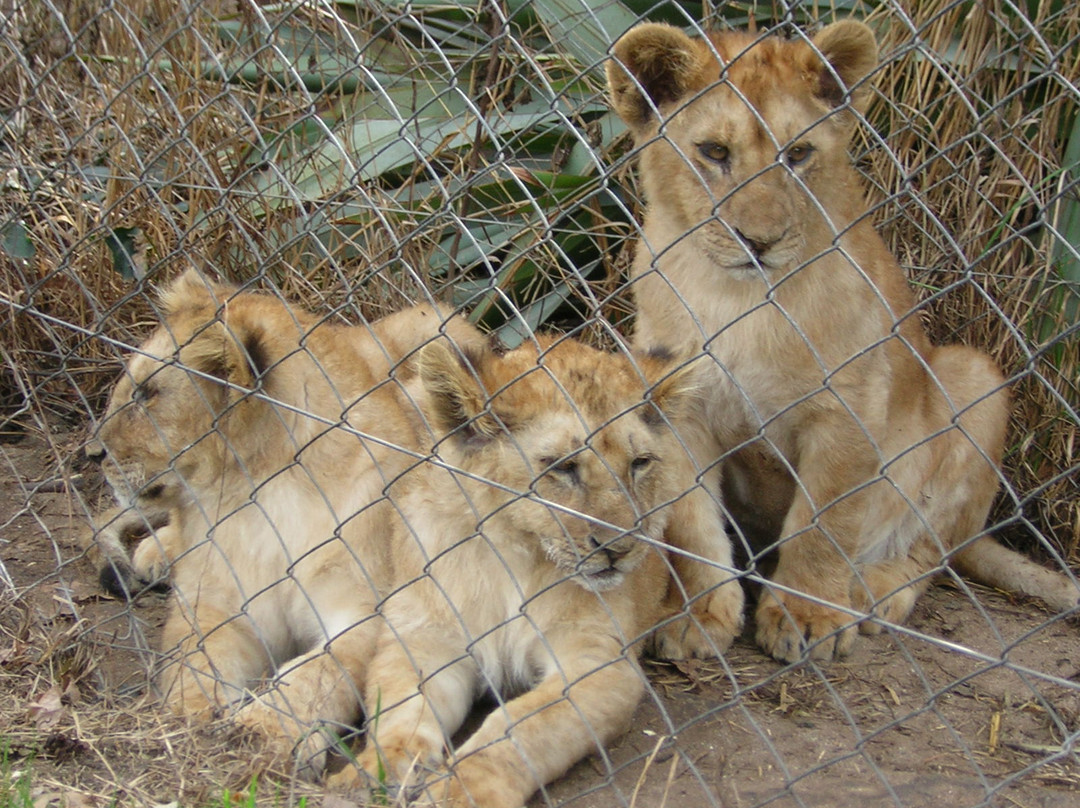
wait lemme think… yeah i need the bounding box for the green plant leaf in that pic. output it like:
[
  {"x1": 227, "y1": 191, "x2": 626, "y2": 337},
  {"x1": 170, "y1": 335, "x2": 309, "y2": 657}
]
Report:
[
  {"x1": 1050, "y1": 109, "x2": 1080, "y2": 300},
  {"x1": 0, "y1": 220, "x2": 34, "y2": 262},
  {"x1": 1033, "y1": 107, "x2": 1080, "y2": 349},
  {"x1": 518, "y1": 0, "x2": 641, "y2": 69},
  {"x1": 105, "y1": 228, "x2": 142, "y2": 280},
  {"x1": 495, "y1": 280, "x2": 582, "y2": 347}
]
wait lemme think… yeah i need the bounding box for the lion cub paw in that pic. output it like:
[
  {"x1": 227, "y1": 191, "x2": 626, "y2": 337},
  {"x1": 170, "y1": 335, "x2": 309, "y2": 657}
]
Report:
[
  {"x1": 325, "y1": 760, "x2": 376, "y2": 798},
  {"x1": 328, "y1": 766, "x2": 484, "y2": 808},
  {"x1": 440, "y1": 756, "x2": 525, "y2": 808},
  {"x1": 755, "y1": 588, "x2": 857, "y2": 664},
  {"x1": 130, "y1": 531, "x2": 174, "y2": 586},
  {"x1": 329, "y1": 737, "x2": 444, "y2": 798},
  {"x1": 653, "y1": 580, "x2": 744, "y2": 659},
  {"x1": 233, "y1": 696, "x2": 330, "y2": 780},
  {"x1": 850, "y1": 569, "x2": 921, "y2": 636}
]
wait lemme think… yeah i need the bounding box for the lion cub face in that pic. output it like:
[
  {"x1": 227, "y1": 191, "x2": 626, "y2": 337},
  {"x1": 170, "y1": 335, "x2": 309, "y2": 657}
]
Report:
[
  {"x1": 418, "y1": 338, "x2": 694, "y2": 590},
  {"x1": 87, "y1": 277, "x2": 266, "y2": 511},
  {"x1": 90, "y1": 331, "x2": 217, "y2": 511},
  {"x1": 607, "y1": 21, "x2": 877, "y2": 275}
]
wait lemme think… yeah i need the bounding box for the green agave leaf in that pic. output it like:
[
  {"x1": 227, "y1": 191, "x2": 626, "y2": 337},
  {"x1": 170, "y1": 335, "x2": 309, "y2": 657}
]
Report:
[
  {"x1": 461, "y1": 217, "x2": 607, "y2": 326},
  {"x1": 394, "y1": 12, "x2": 489, "y2": 51},
  {"x1": 248, "y1": 101, "x2": 604, "y2": 208},
  {"x1": 0, "y1": 220, "x2": 34, "y2": 262},
  {"x1": 515, "y1": 0, "x2": 640, "y2": 69},
  {"x1": 1038, "y1": 108, "x2": 1080, "y2": 346},
  {"x1": 1051, "y1": 109, "x2": 1080, "y2": 293},
  {"x1": 495, "y1": 280, "x2": 583, "y2": 347},
  {"x1": 105, "y1": 227, "x2": 142, "y2": 280},
  {"x1": 211, "y1": 20, "x2": 367, "y2": 92},
  {"x1": 563, "y1": 111, "x2": 626, "y2": 176},
  {"x1": 350, "y1": 0, "x2": 479, "y2": 17},
  {"x1": 435, "y1": 221, "x2": 524, "y2": 282}
]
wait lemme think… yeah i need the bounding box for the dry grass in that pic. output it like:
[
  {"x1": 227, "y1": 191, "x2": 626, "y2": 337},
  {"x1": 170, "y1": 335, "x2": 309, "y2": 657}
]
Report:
[
  {"x1": 0, "y1": 592, "x2": 317, "y2": 807},
  {"x1": 0, "y1": 0, "x2": 1077, "y2": 561}
]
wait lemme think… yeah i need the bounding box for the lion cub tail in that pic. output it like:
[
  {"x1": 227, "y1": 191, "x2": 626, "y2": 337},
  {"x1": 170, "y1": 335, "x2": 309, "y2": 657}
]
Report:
[{"x1": 953, "y1": 537, "x2": 1079, "y2": 614}]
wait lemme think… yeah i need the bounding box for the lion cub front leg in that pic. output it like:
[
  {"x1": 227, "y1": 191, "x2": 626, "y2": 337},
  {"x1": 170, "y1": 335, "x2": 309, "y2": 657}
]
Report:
[
  {"x1": 157, "y1": 601, "x2": 268, "y2": 720},
  {"x1": 754, "y1": 423, "x2": 873, "y2": 663},
  {"x1": 328, "y1": 624, "x2": 476, "y2": 799},
  {"x1": 653, "y1": 486, "x2": 744, "y2": 659},
  {"x1": 234, "y1": 621, "x2": 377, "y2": 779},
  {"x1": 442, "y1": 632, "x2": 645, "y2": 808}
]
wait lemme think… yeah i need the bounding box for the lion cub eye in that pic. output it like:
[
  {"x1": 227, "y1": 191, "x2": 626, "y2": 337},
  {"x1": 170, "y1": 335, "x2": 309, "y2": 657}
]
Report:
[
  {"x1": 132, "y1": 382, "x2": 157, "y2": 404},
  {"x1": 784, "y1": 144, "x2": 814, "y2": 166},
  {"x1": 698, "y1": 142, "x2": 730, "y2": 166},
  {"x1": 630, "y1": 455, "x2": 655, "y2": 475},
  {"x1": 540, "y1": 456, "x2": 580, "y2": 482}
]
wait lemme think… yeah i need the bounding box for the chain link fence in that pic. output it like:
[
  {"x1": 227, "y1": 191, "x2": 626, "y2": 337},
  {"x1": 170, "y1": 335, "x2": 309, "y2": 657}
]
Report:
[{"x1": 1, "y1": 0, "x2": 1078, "y2": 806}]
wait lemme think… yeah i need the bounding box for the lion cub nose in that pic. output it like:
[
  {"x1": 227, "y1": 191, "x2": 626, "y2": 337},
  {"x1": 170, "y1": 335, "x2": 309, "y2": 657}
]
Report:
[
  {"x1": 590, "y1": 535, "x2": 632, "y2": 563},
  {"x1": 734, "y1": 228, "x2": 779, "y2": 258},
  {"x1": 85, "y1": 440, "x2": 107, "y2": 464}
]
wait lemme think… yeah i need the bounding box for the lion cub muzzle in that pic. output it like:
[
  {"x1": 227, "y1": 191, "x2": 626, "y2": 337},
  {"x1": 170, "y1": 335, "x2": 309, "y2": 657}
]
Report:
[
  {"x1": 572, "y1": 531, "x2": 643, "y2": 590},
  {"x1": 85, "y1": 438, "x2": 106, "y2": 465}
]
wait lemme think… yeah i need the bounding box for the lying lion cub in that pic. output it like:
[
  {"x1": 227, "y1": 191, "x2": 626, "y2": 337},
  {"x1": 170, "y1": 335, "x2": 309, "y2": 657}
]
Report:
[
  {"x1": 87, "y1": 270, "x2": 736, "y2": 784},
  {"x1": 608, "y1": 20, "x2": 1079, "y2": 662},
  {"x1": 85, "y1": 269, "x2": 483, "y2": 773},
  {"x1": 329, "y1": 336, "x2": 700, "y2": 807}
]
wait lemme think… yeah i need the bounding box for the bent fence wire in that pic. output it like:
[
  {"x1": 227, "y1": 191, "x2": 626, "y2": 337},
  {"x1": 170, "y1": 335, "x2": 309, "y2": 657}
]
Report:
[{"x1": 1, "y1": 0, "x2": 1079, "y2": 806}]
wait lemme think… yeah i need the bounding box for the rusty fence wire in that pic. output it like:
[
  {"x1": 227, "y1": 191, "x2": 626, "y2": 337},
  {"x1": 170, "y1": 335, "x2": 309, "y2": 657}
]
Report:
[{"x1": 1, "y1": 1, "x2": 1078, "y2": 806}]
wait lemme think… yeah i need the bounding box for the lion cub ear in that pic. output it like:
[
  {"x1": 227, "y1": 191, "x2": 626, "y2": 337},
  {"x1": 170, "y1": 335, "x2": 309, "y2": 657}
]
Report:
[
  {"x1": 163, "y1": 271, "x2": 266, "y2": 390},
  {"x1": 608, "y1": 23, "x2": 704, "y2": 130},
  {"x1": 639, "y1": 352, "x2": 701, "y2": 426},
  {"x1": 177, "y1": 317, "x2": 267, "y2": 392},
  {"x1": 159, "y1": 268, "x2": 237, "y2": 319},
  {"x1": 811, "y1": 20, "x2": 878, "y2": 113},
  {"x1": 418, "y1": 341, "x2": 501, "y2": 444}
]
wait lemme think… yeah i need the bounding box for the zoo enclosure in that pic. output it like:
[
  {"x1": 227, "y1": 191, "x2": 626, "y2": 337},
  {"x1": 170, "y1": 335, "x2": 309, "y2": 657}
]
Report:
[{"x1": 1, "y1": 0, "x2": 1079, "y2": 806}]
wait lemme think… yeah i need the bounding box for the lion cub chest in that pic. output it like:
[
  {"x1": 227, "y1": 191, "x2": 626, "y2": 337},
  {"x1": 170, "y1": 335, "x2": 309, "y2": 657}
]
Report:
[
  {"x1": 637, "y1": 244, "x2": 894, "y2": 449},
  {"x1": 388, "y1": 512, "x2": 562, "y2": 693}
]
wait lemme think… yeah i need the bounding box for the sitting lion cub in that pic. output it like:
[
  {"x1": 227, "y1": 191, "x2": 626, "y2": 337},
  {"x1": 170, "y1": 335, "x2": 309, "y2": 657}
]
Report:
[
  {"x1": 86, "y1": 269, "x2": 483, "y2": 773},
  {"x1": 328, "y1": 337, "x2": 701, "y2": 808},
  {"x1": 607, "y1": 21, "x2": 1079, "y2": 662}
]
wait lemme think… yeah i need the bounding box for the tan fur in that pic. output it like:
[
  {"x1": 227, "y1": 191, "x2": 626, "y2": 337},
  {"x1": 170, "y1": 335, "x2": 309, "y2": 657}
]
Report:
[
  {"x1": 608, "y1": 21, "x2": 1078, "y2": 663},
  {"x1": 86, "y1": 269, "x2": 484, "y2": 775},
  {"x1": 328, "y1": 337, "x2": 727, "y2": 808}
]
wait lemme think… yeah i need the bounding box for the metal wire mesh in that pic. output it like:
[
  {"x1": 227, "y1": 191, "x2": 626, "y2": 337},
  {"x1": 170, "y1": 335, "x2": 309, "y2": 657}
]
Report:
[{"x1": 1, "y1": 1, "x2": 1078, "y2": 806}]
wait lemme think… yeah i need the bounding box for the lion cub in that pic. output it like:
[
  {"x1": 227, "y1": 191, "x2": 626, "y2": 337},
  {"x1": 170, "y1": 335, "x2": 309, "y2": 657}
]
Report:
[
  {"x1": 608, "y1": 21, "x2": 1078, "y2": 662},
  {"x1": 86, "y1": 269, "x2": 482, "y2": 773},
  {"x1": 329, "y1": 337, "x2": 702, "y2": 808}
]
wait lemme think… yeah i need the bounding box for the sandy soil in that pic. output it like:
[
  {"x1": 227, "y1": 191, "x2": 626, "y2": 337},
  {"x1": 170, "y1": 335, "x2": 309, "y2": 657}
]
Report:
[{"x1": 2, "y1": 431, "x2": 1078, "y2": 807}]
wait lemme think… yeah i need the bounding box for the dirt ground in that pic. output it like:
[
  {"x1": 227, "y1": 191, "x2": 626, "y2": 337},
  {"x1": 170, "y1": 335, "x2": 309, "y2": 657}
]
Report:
[{"x1": 2, "y1": 431, "x2": 1078, "y2": 808}]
